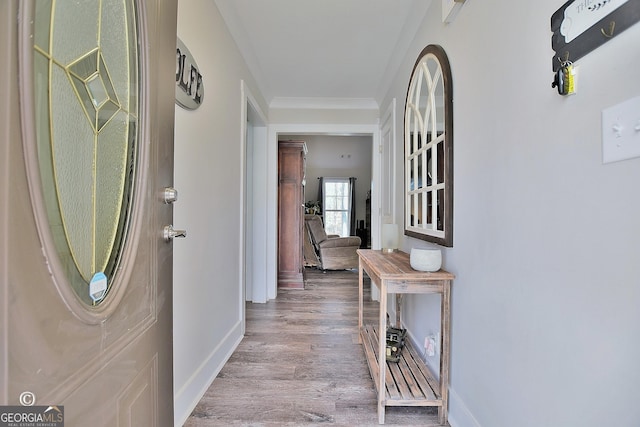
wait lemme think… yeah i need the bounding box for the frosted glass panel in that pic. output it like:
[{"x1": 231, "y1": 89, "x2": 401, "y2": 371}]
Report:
[
  {"x1": 95, "y1": 111, "x2": 129, "y2": 273},
  {"x1": 127, "y1": 8, "x2": 138, "y2": 116},
  {"x1": 101, "y1": 0, "x2": 129, "y2": 111},
  {"x1": 51, "y1": 65, "x2": 95, "y2": 281},
  {"x1": 52, "y1": 1, "x2": 100, "y2": 65},
  {"x1": 34, "y1": 0, "x2": 52, "y2": 53},
  {"x1": 33, "y1": 0, "x2": 139, "y2": 305}
]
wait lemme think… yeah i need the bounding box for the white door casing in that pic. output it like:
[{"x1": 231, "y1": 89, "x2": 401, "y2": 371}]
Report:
[
  {"x1": 241, "y1": 80, "x2": 268, "y2": 304},
  {"x1": 266, "y1": 123, "x2": 381, "y2": 300},
  {"x1": 381, "y1": 98, "x2": 397, "y2": 225}
]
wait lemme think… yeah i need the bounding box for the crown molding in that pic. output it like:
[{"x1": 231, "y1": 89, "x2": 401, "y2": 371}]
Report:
[{"x1": 269, "y1": 97, "x2": 379, "y2": 110}]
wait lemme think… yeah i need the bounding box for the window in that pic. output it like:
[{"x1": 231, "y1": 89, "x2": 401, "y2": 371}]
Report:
[{"x1": 323, "y1": 178, "x2": 351, "y2": 237}]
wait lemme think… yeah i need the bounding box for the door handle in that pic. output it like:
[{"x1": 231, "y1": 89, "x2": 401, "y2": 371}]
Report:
[{"x1": 163, "y1": 225, "x2": 187, "y2": 242}]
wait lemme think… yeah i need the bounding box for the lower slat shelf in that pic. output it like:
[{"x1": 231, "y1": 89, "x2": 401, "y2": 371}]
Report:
[{"x1": 360, "y1": 324, "x2": 442, "y2": 407}]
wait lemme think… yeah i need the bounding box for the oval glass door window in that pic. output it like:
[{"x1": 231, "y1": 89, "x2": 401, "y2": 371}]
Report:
[{"x1": 33, "y1": 0, "x2": 139, "y2": 306}]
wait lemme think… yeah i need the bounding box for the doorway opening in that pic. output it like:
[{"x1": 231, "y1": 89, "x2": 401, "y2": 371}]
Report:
[
  {"x1": 241, "y1": 81, "x2": 268, "y2": 308},
  {"x1": 275, "y1": 133, "x2": 375, "y2": 290}
]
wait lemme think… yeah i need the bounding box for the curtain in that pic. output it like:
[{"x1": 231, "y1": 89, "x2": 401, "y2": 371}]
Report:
[
  {"x1": 349, "y1": 177, "x2": 356, "y2": 236},
  {"x1": 317, "y1": 177, "x2": 324, "y2": 216}
]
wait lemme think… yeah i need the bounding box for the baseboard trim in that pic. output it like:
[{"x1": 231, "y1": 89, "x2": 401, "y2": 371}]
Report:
[
  {"x1": 173, "y1": 320, "x2": 243, "y2": 427},
  {"x1": 448, "y1": 387, "x2": 483, "y2": 427},
  {"x1": 404, "y1": 329, "x2": 481, "y2": 427}
]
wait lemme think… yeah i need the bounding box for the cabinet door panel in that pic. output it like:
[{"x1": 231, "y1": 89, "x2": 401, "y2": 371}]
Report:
[{"x1": 277, "y1": 141, "x2": 305, "y2": 288}]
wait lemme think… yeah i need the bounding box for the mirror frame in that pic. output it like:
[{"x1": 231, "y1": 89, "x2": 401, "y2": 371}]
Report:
[{"x1": 403, "y1": 44, "x2": 453, "y2": 247}]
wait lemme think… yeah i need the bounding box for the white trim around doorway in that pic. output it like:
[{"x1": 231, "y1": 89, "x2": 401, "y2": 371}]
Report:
[{"x1": 266, "y1": 123, "x2": 381, "y2": 301}]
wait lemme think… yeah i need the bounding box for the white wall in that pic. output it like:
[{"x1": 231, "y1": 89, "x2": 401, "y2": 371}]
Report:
[
  {"x1": 269, "y1": 105, "x2": 379, "y2": 125},
  {"x1": 173, "y1": 1, "x2": 268, "y2": 424},
  {"x1": 380, "y1": 1, "x2": 640, "y2": 427}
]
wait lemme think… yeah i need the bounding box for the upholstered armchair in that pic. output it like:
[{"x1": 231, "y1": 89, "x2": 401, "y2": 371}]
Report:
[{"x1": 304, "y1": 215, "x2": 361, "y2": 270}]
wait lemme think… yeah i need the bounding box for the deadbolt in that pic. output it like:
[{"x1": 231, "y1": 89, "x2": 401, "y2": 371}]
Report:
[{"x1": 163, "y1": 187, "x2": 179, "y2": 204}]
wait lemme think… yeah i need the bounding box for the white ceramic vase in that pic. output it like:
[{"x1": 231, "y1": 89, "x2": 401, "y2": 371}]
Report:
[{"x1": 410, "y1": 248, "x2": 442, "y2": 272}]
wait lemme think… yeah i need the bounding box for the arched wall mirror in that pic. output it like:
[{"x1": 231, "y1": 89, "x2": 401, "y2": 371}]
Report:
[{"x1": 404, "y1": 44, "x2": 453, "y2": 247}]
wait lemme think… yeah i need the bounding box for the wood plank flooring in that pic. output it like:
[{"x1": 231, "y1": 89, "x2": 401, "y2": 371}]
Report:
[{"x1": 184, "y1": 268, "x2": 448, "y2": 426}]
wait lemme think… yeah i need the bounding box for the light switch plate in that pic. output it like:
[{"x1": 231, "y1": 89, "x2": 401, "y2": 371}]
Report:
[{"x1": 602, "y1": 96, "x2": 640, "y2": 164}]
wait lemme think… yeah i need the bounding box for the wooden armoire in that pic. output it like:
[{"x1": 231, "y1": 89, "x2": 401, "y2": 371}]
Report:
[{"x1": 277, "y1": 141, "x2": 307, "y2": 288}]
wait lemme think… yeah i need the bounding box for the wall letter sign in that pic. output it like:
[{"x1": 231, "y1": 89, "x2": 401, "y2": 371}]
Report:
[{"x1": 176, "y1": 37, "x2": 204, "y2": 110}]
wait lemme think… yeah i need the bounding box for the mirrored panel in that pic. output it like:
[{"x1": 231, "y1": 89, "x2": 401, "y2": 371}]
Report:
[{"x1": 404, "y1": 45, "x2": 453, "y2": 247}]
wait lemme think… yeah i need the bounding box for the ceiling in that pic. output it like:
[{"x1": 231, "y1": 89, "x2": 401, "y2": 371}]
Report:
[{"x1": 214, "y1": 0, "x2": 432, "y2": 106}]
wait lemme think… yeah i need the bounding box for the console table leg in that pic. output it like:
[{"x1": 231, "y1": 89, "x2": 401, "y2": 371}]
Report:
[
  {"x1": 439, "y1": 281, "x2": 451, "y2": 425},
  {"x1": 378, "y1": 283, "x2": 387, "y2": 424},
  {"x1": 358, "y1": 263, "x2": 363, "y2": 343}
]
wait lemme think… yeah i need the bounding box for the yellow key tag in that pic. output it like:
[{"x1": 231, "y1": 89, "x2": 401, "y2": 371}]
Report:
[
  {"x1": 563, "y1": 63, "x2": 575, "y2": 95},
  {"x1": 552, "y1": 59, "x2": 576, "y2": 96}
]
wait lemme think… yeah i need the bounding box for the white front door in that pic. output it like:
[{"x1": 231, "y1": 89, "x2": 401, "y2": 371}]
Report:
[{"x1": 1, "y1": 0, "x2": 178, "y2": 425}]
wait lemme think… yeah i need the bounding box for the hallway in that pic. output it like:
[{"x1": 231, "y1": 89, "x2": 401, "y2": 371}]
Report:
[{"x1": 184, "y1": 268, "x2": 447, "y2": 426}]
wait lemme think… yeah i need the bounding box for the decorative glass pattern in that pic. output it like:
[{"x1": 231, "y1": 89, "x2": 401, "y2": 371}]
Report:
[
  {"x1": 68, "y1": 49, "x2": 122, "y2": 131},
  {"x1": 33, "y1": 0, "x2": 139, "y2": 305}
]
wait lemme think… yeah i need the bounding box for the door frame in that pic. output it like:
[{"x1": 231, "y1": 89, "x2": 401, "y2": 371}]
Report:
[
  {"x1": 266, "y1": 123, "x2": 381, "y2": 300},
  {"x1": 380, "y1": 98, "x2": 397, "y2": 225},
  {"x1": 240, "y1": 81, "x2": 268, "y2": 308}
]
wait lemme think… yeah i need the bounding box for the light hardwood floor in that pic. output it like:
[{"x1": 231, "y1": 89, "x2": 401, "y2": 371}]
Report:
[{"x1": 184, "y1": 268, "x2": 449, "y2": 426}]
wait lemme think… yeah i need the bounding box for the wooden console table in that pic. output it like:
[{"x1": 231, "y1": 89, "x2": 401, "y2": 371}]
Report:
[{"x1": 357, "y1": 249, "x2": 454, "y2": 425}]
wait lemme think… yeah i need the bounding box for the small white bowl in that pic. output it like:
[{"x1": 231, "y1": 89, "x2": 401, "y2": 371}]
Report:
[{"x1": 410, "y1": 248, "x2": 442, "y2": 272}]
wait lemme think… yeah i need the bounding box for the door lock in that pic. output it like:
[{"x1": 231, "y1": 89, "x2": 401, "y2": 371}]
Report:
[
  {"x1": 163, "y1": 187, "x2": 179, "y2": 204},
  {"x1": 163, "y1": 225, "x2": 187, "y2": 242}
]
